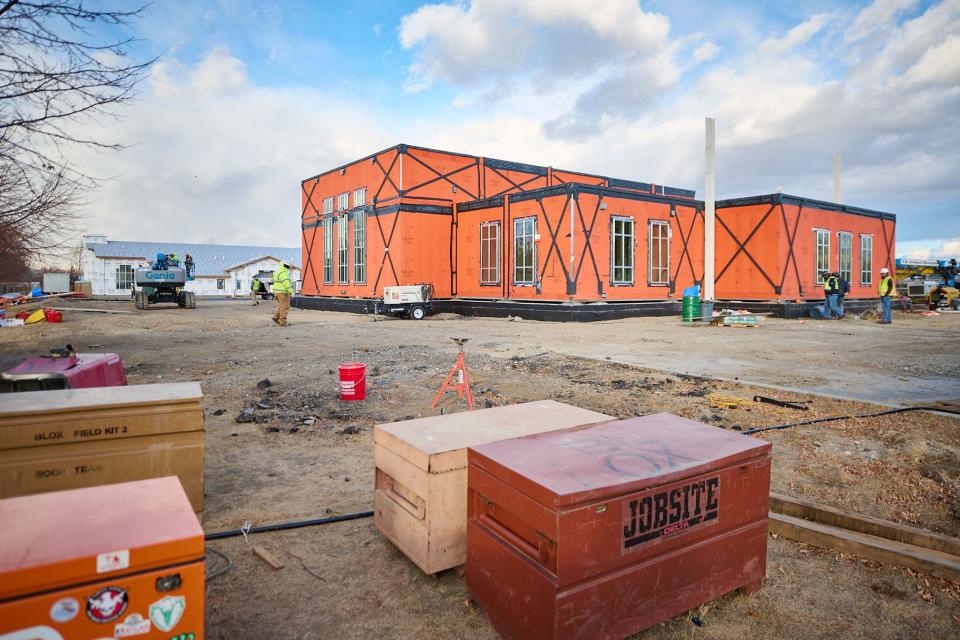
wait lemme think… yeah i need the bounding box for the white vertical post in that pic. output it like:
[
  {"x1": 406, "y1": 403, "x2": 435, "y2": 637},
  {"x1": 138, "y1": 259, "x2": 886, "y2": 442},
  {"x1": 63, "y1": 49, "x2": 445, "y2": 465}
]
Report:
[
  {"x1": 569, "y1": 194, "x2": 576, "y2": 295},
  {"x1": 704, "y1": 117, "x2": 716, "y2": 301},
  {"x1": 833, "y1": 154, "x2": 841, "y2": 204}
]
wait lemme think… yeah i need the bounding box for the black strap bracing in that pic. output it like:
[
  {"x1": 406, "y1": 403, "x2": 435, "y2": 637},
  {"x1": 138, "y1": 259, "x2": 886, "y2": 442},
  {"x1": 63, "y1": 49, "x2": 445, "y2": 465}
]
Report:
[
  {"x1": 671, "y1": 208, "x2": 703, "y2": 287},
  {"x1": 573, "y1": 195, "x2": 604, "y2": 294},
  {"x1": 403, "y1": 149, "x2": 478, "y2": 200},
  {"x1": 716, "y1": 204, "x2": 778, "y2": 292},
  {"x1": 777, "y1": 203, "x2": 804, "y2": 296},
  {"x1": 536, "y1": 194, "x2": 572, "y2": 290},
  {"x1": 370, "y1": 208, "x2": 401, "y2": 296},
  {"x1": 486, "y1": 164, "x2": 544, "y2": 199},
  {"x1": 300, "y1": 179, "x2": 322, "y2": 293}
]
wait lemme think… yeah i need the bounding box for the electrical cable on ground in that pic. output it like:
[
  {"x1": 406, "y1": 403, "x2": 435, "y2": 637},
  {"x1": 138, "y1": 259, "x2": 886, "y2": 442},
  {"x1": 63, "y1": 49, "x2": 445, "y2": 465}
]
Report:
[
  {"x1": 739, "y1": 406, "x2": 928, "y2": 435},
  {"x1": 204, "y1": 510, "x2": 375, "y2": 541},
  {"x1": 205, "y1": 547, "x2": 234, "y2": 581}
]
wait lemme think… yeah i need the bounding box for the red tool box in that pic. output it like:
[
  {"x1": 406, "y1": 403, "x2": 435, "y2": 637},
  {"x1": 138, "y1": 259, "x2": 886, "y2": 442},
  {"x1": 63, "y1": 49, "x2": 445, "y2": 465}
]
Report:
[
  {"x1": 0, "y1": 477, "x2": 204, "y2": 640},
  {"x1": 466, "y1": 413, "x2": 771, "y2": 640},
  {"x1": 0, "y1": 345, "x2": 126, "y2": 393}
]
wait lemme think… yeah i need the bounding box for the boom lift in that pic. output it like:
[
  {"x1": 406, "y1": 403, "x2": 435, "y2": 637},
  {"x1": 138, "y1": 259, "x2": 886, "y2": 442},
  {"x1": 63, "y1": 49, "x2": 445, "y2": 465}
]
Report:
[{"x1": 896, "y1": 258, "x2": 959, "y2": 310}]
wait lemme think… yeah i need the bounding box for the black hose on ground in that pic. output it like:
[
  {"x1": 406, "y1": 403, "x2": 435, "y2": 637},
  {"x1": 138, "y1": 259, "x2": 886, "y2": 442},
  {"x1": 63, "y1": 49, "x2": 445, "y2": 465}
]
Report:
[
  {"x1": 740, "y1": 406, "x2": 928, "y2": 436},
  {"x1": 204, "y1": 510, "x2": 375, "y2": 541}
]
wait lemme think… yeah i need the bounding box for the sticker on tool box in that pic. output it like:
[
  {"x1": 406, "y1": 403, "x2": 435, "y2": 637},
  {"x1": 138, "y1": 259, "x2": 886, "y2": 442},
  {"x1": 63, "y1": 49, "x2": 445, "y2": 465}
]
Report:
[
  {"x1": 113, "y1": 613, "x2": 151, "y2": 637},
  {"x1": 149, "y1": 595, "x2": 186, "y2": 632},
  {"x1": 86, "y1": 586, "x2": 128, "y2": 623},
  {"x1": 49, "y1": 597, "x2": 79, "y2": 623},
  {"x1": 97, "y1": 549, "x2": 130, "y2": 573},
  {"x1": 622, "y1": 476, "x2": 720, "y2": 552}
]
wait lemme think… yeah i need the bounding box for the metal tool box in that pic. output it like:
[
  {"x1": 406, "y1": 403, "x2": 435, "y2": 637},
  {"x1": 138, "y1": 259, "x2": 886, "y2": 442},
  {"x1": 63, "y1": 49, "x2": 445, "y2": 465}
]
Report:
[
  {"x1": 466, "y1": 413, "x2": 772, "y2": 640},
  {"x1": 373, "y1": 401, "x2": 611, "y2": 575},
  {"x1": 0, "y1": 477, "x2": 204, "y2": 640}
]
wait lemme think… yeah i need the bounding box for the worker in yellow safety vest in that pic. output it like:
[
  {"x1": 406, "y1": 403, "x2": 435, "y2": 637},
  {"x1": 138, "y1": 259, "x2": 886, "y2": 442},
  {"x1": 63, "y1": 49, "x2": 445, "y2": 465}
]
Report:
[
  {"x1": 821, "y1": 271, "x2": 843, "y2": 319},
  {"x1": 878, "y1": 267, "x2": 896, "y2": 324},
  {"x1": 250, "y1": 275, "x2": 262, "y2": 306},
  {"x1": 271, "y1": 262, "x2": 294, "y2": 326}
]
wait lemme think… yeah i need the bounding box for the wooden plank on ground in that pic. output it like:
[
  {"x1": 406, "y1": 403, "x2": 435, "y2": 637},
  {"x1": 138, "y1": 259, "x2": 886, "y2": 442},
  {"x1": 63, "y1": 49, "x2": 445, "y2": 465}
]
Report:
[
  {"x1": 49, "y1": 307, "x2": 133, "y2": 314},
  {"x1": 770, "y1": 493, "x2": 960, "y2": 556},
  {"x1": 769, "y1": 512, "x2": 960, "y2": 584},
  {"x1": 252, "y1": 544, "x2": 285, "y2": 570}
]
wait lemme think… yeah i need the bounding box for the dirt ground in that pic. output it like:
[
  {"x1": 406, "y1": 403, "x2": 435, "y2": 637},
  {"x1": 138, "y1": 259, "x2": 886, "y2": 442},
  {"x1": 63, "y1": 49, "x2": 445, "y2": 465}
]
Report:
[{"x1": 2, "y1": 298, "x2": 959, "y2": 639}]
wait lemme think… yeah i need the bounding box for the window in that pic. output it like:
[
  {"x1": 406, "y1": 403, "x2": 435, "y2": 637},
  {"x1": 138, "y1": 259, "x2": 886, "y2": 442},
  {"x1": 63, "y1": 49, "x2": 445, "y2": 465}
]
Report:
[
  {"x1": 322, "y1": 197, "x2": 334, "y2": 215},
  {"x1": 513, "y1": 217, "x2": 536, "y2": 285},
  {"x1": 860, "y1": 234, "x2": 873, "y2": 285},
  {"x1": 337, "y1": 214, "x2": 349, "y2": 283},
  {"x1": 353, "y1": 210, "x2": 366, "y2": 284},
  {"x1": 480, "y1": 222, "x2": 500, "y2": 285},
  {"x1": 353, "y1": 188, "x2": 366, "y2": 208},
  {"x1": 647, "y1": 220, "x2": 670, "y2": 285},
  {"x1": 217, "y1": 278, "x2": 225, "y2": 290},
  {"x1": 323, "y1": 218, "x2": 334, "y2": 284},
  {"x1": 337, "y1": 192, "x2": 349, "y2": 212},
  {"x1": 838, "y1": 232, "x2": 852, "y2": 283},
  {"x1": 611, "y1": 217, "x2": 635, "y2": 285},
  {"x1": 815, "y1": 229, "x2": 830, "y2": 284},
  {"x1": 115, "y1": 264, "x2": 134, "y2": 290}
]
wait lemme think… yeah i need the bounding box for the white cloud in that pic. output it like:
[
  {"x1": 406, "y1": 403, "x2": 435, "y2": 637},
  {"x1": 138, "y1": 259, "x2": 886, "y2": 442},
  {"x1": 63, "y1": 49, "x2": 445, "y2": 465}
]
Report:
[
  {"x1": 74, "y1": 50, "x2": 391, "y2": 247},
  {"x1": 399, "y1": 0, "x2": 679, "y2": 134},
  {"x1": 846, "y1": 0, "x2": 919, "y2": 43},
  {"x1": 758, "y1": 13, "x2": 831, "y2": 57},
  {"x1": 693, "y1": 41, "x2": 720, "y2": 63}
]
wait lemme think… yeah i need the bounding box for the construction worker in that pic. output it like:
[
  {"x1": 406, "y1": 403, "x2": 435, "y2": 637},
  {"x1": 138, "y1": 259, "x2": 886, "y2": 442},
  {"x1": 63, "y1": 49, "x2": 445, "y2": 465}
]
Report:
[
  {"x1": 250, "y1": 275, "x2": 262, "y2": 306},
  {"x1": 271, "y1": 262, "x2": 294, "y2": 326},
  {"x1": 821, "y1": 271, "x2": 842, "y2": 319},
  {"x1": 184, "y1": 254, "x2": 194, "y2": 280},
  {"x1": 834, "y1": 271, "x2": 849, "y2": 319},
  {"x1": 168, "y1": 252, "x2": 179, "y2": 267},
  {"x1": 878, "y1": 267, "x2": 896, "y2": 324}
]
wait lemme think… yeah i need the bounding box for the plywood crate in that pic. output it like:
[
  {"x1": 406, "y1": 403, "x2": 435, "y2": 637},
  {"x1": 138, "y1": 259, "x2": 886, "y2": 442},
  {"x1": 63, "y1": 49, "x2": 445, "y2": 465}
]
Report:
[
  {"x1": 373, "y1": 401, "x2": 611, "y2": 575},
  {"x1": 0, "y1": 382, "x2": 204, "y2": 510}
]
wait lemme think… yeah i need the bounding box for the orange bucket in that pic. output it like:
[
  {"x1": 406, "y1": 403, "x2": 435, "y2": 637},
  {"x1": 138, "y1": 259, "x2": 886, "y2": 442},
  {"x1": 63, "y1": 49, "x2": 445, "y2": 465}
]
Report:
[{"x1": 339, "y1": 363, "x2": 366, "y2": 401}]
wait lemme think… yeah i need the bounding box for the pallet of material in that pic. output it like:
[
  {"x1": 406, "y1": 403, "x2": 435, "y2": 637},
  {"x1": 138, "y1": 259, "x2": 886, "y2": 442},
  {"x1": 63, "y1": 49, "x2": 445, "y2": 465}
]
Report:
[
  {"x1": 768, "y1": 493, "x2": 960, "y2": 583},
  {"x1": 0, "y1": 382, "x2": 204, "y2": 511}
]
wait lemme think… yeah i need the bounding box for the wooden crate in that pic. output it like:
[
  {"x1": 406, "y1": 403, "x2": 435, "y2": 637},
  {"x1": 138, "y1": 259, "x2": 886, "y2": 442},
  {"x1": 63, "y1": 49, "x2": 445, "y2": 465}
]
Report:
[
  {"x1": 0, "y1": 383, "x2": 205, "y2": 510},
  {"x1": 373, "y1": 401, "x2": 611, "y2": 575}
]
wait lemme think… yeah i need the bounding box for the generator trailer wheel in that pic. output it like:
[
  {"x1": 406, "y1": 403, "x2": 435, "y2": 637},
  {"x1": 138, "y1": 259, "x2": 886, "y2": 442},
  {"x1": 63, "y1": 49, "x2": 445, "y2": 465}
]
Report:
[{"x1": 409, "y1": 305, "x2": 425, "y2": 320}]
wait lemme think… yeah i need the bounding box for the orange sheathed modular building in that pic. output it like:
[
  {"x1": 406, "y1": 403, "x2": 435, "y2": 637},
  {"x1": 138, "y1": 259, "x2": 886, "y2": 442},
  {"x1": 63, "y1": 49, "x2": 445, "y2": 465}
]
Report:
[
  {"x1": 456, "y1": 185, "x2": 703, "y2": 301},
  {"x1": 714, "y1": 194, "x2": 896, "y2": 301},
  {"x1": 300, "y1": 144, "x2": 697, "y2": 301}
]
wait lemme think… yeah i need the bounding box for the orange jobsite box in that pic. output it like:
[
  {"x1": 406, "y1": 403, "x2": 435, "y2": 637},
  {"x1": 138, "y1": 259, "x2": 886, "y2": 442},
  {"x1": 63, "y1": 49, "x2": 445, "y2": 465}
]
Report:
[
  {"x1": 0, "y1": 476, "x2": 204, "y2": 640},
  {"x1": 374, "y1": 401, "x2": 611, "y2": 575},
  {"x1": 466, "y1": 413, "x2": 772, "y2": 640},
  {"x1": 0, "y1": 382, "x2": 204, "y2": 511}
]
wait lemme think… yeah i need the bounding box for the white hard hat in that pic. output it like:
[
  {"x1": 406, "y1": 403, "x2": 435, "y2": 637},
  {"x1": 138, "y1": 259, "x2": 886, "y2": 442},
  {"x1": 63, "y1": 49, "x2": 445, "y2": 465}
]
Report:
[{"x1": 880, "y1": 267, "x2": 889, "y2": 273}]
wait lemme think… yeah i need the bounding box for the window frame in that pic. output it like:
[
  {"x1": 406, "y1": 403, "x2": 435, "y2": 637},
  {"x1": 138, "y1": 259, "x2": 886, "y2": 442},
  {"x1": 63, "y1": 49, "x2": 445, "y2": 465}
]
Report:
[
  {"x1": 647, "y1": 219, "x2": 670, "y2": 286},
  {"x1": 479, "y1": 221, "x2": 501, "y2": 286},
  {"x1": 838, "y1": 231, "x2": 853, "y2": 284},
  {"x1": 216, "y1": 278, "x2": 225, "y2": 291},
  {"x1": 513, "y1": 216, "x2": 537, "y2": 286},
  {"x1": 353, "y1": 188, "x2": 366, "y2": 208},
  {"x1": 322, "y1": 218, "x2": 334, "y2": 284},
  {"x1": 337, "y1": 192, "x2": 349, "y2": 212},
  {"x1": 337, "y1": 214, "x2": 350, "y2": 284},
  {"x1": 859, "y1": 234, "x2": 873, "y2": 286},
  {"x1": 115, "y1": 264, "x2": 134, "y2": 290},
  {"x1": 322, "y1": 197, "x2": 334, "y2": 215},
  {"x1": 353, "y1": 210, "x2": 366, "y2": 284},
  {"x1": 610, "y1": 216, "x2": 635, "y2": 286},
  {"x1": 814, "y1": 228, "x2": 831, "y2": 285}
]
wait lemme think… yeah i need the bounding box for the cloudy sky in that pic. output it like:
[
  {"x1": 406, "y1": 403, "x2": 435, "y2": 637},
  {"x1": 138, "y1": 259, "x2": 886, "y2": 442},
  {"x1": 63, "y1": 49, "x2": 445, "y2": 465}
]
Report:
[{"x1": 75, "y1": 0, "x2": 959, "y2": 257}]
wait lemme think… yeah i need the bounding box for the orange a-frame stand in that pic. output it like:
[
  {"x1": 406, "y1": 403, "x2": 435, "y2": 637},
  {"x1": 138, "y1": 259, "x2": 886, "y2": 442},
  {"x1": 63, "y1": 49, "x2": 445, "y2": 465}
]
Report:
[{"x1": 432, "y1": 338, "x2": 474, "y2": 410}]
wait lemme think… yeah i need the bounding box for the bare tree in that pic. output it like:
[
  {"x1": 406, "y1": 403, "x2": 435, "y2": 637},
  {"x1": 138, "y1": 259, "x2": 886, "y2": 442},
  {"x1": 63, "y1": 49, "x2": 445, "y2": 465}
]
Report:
[{"x1": 0, "y1": 1, "x2": 152, "y2": 264}]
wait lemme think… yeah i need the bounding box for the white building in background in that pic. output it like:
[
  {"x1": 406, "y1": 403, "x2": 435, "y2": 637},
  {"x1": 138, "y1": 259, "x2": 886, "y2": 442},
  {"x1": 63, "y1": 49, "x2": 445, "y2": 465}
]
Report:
[{"x1": 81, "y1": 235, "x2": 301, "y2": 297}]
